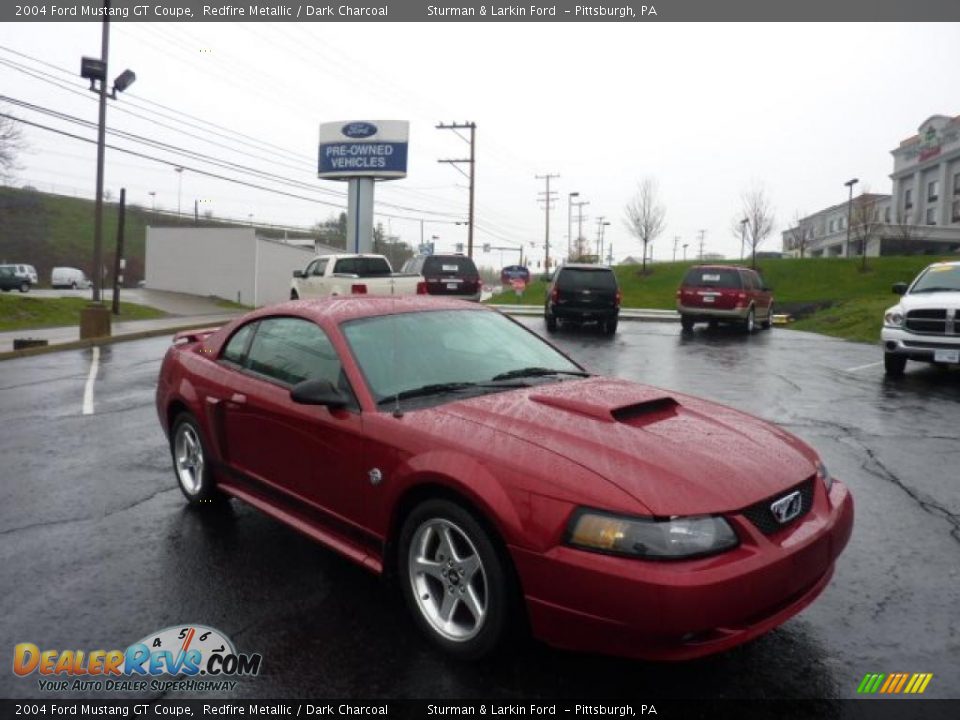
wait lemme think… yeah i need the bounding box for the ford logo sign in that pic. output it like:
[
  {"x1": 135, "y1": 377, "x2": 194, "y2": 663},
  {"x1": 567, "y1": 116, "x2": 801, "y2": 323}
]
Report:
[{"x1": 342, "y1": 122, "x2": 378, "y2": 139}]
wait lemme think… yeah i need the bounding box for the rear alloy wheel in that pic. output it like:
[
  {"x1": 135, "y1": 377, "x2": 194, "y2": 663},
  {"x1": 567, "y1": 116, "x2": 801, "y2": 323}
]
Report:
[
  {"x1": 400, "y1": 500, "x2": 510, "y2": 659},
  {"x1": 680, "y1": 316, "x2": 695, "y2": 332},
  {"x1": 743, "y1": 307, "x2": 756, "y2": 334},
  {"x1": 884, "y1": 353, "x2": 907, "y2": 378},
  {"x1": 170, "y1": 413, "x2": 222, "y2": 505},
  {"x1": 19, "y1": 282, "x2": 30, "y2": 293}
]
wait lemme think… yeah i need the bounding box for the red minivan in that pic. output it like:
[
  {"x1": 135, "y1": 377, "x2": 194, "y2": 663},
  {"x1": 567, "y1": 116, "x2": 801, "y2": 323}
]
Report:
[{"x1": 677, "y1": 265, "x2": 773, "y2": 332}]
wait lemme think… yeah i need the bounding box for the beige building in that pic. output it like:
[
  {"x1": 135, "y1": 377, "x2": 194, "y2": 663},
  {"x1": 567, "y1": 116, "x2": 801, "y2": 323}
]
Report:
[{"x1": 784, "y1": 114, "x2": 960, "y2": 257}]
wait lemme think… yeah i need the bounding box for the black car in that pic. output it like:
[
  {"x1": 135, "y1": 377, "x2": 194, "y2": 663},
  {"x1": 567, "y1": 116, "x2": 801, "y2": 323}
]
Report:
[
  {"x1": 544, "y1": 264, "x2": 621, "y2": 335},
  {"x1": 0, "y1": 266, "x2": 30, "y2": 293},
  {"x1": 402, "y1": 254, "x2": 481, "y2": 301}
]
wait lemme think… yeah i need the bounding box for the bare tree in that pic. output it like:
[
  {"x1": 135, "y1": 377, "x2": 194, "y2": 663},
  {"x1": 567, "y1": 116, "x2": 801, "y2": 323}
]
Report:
[
  {"x1": 623, "y1": 178, "x2": 666, "y2": 273},
  {"x1": 0, "y1": 111, "x2": 25, "y2": 180},
  {"x1": 891, "y1": 208, "x2": 920, "y2": 250},
  {"x1": 850, "y1": 195, "x2": 883, "y2": 271},
  {"x1": 739, "y1": 186, "x2": 775, "y2": 268},
  {"x1": 782, "y1": 212, "x2": 810, "y2": 258}
]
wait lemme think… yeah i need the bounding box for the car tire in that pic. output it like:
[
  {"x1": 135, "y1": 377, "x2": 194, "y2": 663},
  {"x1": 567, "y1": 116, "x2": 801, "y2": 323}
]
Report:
[
  {"x1": 170, "y1": 413, "x2": 223, "y2": 505},
  {"x1": 743, "y1": 307, "x2": 756, "y2": 334},
  {"x1": 680, "y1": 316, "x2": 694, "y2": 332},
  {"x1": 399, "y1": 499, "x2": 512, "y2": 660},
  {"x1": 545, "y1": 308, "x2": 557, "y2": 333},
  {"x1": 290, "y1": 289, "x2": 299, "y2": 300},
  {"x1": 884, "y1": 353, "x2": 907, "y2": 378},
  {"x1": 71, "y1": 282, "x2": 78, "y2": 290},
  {"x1": 603, "y1": 319, "x2": 618, "y2": 336},
  {"x1": 19, "y1": 282, "x2": 30, "y2": 293},
  {"x1": 760, "y1": 304, "x2": 773, "y2": 330}
]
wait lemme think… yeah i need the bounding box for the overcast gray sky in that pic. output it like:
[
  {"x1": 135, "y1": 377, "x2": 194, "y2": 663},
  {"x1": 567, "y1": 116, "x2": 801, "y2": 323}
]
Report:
[{"x1": 2, "y1": 21, "x2": 959, "y2": 267}]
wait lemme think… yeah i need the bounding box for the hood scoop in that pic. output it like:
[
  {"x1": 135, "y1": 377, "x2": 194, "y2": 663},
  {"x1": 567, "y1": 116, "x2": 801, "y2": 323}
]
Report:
[{"x1": 529, "y1": 389, "x2": 678, "y2": 425}]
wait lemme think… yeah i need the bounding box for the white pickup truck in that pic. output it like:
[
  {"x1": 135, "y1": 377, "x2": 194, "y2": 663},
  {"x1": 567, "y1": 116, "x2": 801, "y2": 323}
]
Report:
[
  {"x1": 290, "y1": 254, "x2": 424, "y2": 299},
  {"x1": 882, "y1": 260, "x2": 960, "y2": 377}
]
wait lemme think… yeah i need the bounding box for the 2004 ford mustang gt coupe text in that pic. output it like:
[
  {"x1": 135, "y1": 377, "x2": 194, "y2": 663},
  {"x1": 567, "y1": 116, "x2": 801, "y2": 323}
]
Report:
[{"x1": 155, "y1": 297, "x2": 853, "y2": 661}]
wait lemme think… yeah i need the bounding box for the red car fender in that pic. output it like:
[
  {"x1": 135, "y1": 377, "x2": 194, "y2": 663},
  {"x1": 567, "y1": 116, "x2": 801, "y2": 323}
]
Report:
[{"x1": 380, "y1": 449, "x2": 527, "y2": 550}]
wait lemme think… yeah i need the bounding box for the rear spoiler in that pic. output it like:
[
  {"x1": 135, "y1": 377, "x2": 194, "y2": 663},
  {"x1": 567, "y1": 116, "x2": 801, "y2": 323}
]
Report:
[{"x1": 173, "y1": 327, "x2": 220, "y2": 345}]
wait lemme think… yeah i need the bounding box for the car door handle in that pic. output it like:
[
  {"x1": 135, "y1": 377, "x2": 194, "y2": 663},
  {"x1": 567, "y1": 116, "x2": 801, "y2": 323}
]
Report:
[{"x1": 228, "y1": 393, "x2": 247, "y2": 406}]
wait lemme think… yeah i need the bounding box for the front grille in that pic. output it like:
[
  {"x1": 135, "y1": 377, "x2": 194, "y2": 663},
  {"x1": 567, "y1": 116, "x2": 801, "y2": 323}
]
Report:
[
  {"x1": 904, "y1": 309, "x2": 950, "y2": 335},
  {"x1": 740, "y1": 478, "x2": 815, "y2": 535}
]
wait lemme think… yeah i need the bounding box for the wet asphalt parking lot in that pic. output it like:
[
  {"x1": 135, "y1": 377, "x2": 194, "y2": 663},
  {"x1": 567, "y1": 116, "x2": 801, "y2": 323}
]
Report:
[{"x1": 1, "y1": 317, "x2": 958, "y2": 703}]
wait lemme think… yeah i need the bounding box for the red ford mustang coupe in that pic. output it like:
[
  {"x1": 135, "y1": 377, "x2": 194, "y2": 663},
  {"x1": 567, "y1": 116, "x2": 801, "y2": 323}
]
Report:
[{"x1": 155, "y1": 296, "x2": 853, "y2": 661}]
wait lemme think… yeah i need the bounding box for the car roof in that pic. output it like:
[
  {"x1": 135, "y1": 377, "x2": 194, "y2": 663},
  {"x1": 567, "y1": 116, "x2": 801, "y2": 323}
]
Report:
[
  {"x1": 687, "y1": 264, "x2": 753, "y2": 271},
  {"x1": 247, "y1": 296, "x2": 492, "y2": 326}
]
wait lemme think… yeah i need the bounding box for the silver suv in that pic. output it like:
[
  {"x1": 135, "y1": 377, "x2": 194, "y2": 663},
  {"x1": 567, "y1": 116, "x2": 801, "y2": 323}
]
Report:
[{"x1": 881, "y1": 261, "x2": 960, "y2": 377}]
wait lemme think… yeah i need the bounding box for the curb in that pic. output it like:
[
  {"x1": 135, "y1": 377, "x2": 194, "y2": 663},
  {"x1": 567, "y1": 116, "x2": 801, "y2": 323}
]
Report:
[{"x1": 0, "y1": 320, "x2": 229, "y2": 362}]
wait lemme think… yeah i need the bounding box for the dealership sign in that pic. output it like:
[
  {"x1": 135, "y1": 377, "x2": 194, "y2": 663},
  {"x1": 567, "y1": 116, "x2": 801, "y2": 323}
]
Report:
[{"x1": 318, "y1": 120, "x2": 409, "y2": 179}]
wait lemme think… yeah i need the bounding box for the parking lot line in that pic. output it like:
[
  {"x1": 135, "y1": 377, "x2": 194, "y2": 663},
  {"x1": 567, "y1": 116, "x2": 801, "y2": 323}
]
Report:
[
  {"x1": 844, "y1": 361, "x2": 882, "y2": 373},
  {"x1": 82, "y1": 346, "x2": 100, "y2": 415}
]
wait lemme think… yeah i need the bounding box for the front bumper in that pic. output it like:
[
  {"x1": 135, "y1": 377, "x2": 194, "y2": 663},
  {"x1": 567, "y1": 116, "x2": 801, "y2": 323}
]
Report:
[
  {"x1": 512, "y1": 480, "x2": 854, "y2": 661},
  {"x1": 881, "y1": 327, "x2": 960, "y2": 363}
]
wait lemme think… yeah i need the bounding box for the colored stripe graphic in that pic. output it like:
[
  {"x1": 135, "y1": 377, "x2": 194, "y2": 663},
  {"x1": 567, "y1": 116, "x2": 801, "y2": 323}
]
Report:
[{"x1": 857, "y1": 673, "x2": 933, "y2": 694}]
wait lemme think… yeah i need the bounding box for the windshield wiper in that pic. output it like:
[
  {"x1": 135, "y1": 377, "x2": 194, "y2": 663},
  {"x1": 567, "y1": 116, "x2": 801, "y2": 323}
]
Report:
[
  {"x1": 911, "y1": 287, "x2": 957, "y2": 293},
  {"x1": 491, "y1": 366, "x2": 590, "y2": 381},
  {"x1": 377, "y1": 382, "x2": 477, "y2": 405}
]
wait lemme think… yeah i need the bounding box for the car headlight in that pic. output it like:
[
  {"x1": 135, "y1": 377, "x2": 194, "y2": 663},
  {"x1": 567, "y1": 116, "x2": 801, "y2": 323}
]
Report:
[
  {"x1": 817, "y1": 461, "x2": 834, "y2": 493},
  {"x1": 567, "y1": 510, "x2": 738, "y2": 560},
  {"x1": 883, "y1": 307, "x2": 904, "y2": 327}
]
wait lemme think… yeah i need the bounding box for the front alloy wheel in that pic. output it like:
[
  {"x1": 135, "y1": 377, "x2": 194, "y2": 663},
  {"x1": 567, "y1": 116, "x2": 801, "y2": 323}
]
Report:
[
  {"x1": 744, "y1": 307, "x2": 756, "y2": 333},
  {"x1": 400, "y1": 500, "x2": 510, "y2": 659},
  {"x1": 170, "y1": 413, "x2": 221, "y2": 504}
]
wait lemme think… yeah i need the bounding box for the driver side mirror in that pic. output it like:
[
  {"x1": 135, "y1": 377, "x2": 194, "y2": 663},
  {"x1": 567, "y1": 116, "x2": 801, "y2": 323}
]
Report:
[
  {"x1": 290, "y1": 379, "x2": 347, "y2": 409},
  {"x1": 293, "y1": 270, "x2": 305, "y2": 279},
  {"x1": 892, "y1": 282, "x2": 908, "y2": 295}
]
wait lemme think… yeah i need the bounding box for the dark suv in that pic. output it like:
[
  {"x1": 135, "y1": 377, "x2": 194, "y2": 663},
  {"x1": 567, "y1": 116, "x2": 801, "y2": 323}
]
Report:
[
  {"x1": 544, "y1": 264, "x2": 621, "y2": 335},
  {"x1": 676, "y1": 265, "x2": 773, "y2": 333},
  {"x1": 402, "y1": 254, "x2": 481, "y2": 301}
]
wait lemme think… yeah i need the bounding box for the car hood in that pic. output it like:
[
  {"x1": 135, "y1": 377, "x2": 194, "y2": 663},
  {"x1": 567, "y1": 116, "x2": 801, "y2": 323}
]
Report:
[
  {"x1": 440, "y1": 377, "x2": 817, "y2": 516},
  {"x1": 897, "y1": 291, "x2": 960, "y2": 310}
]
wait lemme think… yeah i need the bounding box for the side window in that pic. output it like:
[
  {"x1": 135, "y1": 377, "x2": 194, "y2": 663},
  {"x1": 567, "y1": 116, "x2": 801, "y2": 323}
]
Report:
[
  {"x1": 314, "y1": 258, "x2": 329, "y2": 276},
  {"x1": 245, "y1": 317, "x2": 344, "y2": 389},
  {"x1": 221, "y1": 323, "x2": 256, "y2": 365},
  {"x1": 742, "y1": 272, "x2": 757, "y2": 290},
  {"x1": 334, "y1": 258, "x2": 355, "y2": 274},
  {"x1": 304, "y1": 260, "x2": 318, "y2": 276}
]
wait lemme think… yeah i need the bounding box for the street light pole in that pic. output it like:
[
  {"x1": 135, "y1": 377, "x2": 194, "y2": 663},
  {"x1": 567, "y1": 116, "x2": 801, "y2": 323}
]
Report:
[
  {"x1": 844, "y1": 178, "x2": 859, "y2": 258},
  {"x1": 567, "y1": 192, "x2": 579, "y2": 261},
  {"x1": 90, "y1": 6, "x2": 111, "y2": 303},
  {"x1": 175, "y1": 167, "x2": 184, "y2": 222}
]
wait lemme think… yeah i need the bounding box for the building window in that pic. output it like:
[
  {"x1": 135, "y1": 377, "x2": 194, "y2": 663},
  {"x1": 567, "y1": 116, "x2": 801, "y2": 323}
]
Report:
[
  {"x1": 828, "y1": 219, "x2": 834, "y2": 233},
  {"x1": 953, "y1": 200, "x2": 960, "y2": 223},
  {"x1": 885, "y1": 206, "x2": 891, "y2": 223},
  {"x1": 928, "y1": 180, "x2": 939, "y2": 202},
  {"x1": 904, "y1": 188, "x2": 913, "y2": 209},
  {"x1": 926, "y1": 207, "x2": 937, "y2": 225},
  {"x1": 954, "y1": 172, "x2": 960, "y2": 196}
]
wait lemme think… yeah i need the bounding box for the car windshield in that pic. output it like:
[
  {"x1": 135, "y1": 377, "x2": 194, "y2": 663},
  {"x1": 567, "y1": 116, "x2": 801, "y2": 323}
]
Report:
[
  {"x1": 557, "y1": 268, "x2": 616, "y2": 291},
  {"x1": 910, "y1": 265, "x2": 960, "y2": 293},
  {"x1": 341, "y1": 309, "x2": 583, "y2": 405},
  {"x1": 682, "y1": 268, "x2": 743, "y2": 289}
]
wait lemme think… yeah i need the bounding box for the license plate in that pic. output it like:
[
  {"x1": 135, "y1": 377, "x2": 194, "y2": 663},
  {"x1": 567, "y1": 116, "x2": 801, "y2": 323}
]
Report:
[
  {"x1": 703, "y1": 296, "x2": 715, "y2": 303},
  {"x1": 934, "y1": 349, "x2": 959, "y2": 363},
  {"x1": 446, "y1": 283, "x2": 458, "y2": 290}
]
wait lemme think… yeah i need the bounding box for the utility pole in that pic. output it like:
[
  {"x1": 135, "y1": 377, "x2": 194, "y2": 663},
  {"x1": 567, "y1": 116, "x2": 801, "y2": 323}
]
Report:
[
  {"x1": 536, "y1": 173, "x2": 559, "y2": 270},
  {"x1": 698, "y1": 229, "x2": 706, "y2": 260},
  {"x1": 673, "y1": 235, "x2": 680, "y2": 262},
  {"x1": 111, "y1": 187, "x2": 126, "y2": 315},
  {"x1": 595, "y1": 216, "x2": 606, "y2": 260},
  {"x1": 437, "y1": 122, "x2": 476, "y2": 257},
  {"x1": 573, "y1": 199, "x2": 589, "y2": 260},
  {"x1": 683, "y1": 243, "x2": 689, "y2": 261}
]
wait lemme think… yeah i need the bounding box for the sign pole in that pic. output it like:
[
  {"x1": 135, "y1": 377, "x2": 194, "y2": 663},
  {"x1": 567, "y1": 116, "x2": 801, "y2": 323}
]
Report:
[{"x1": 347, "y1": 178, "x2": 375, "y2": 254}]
